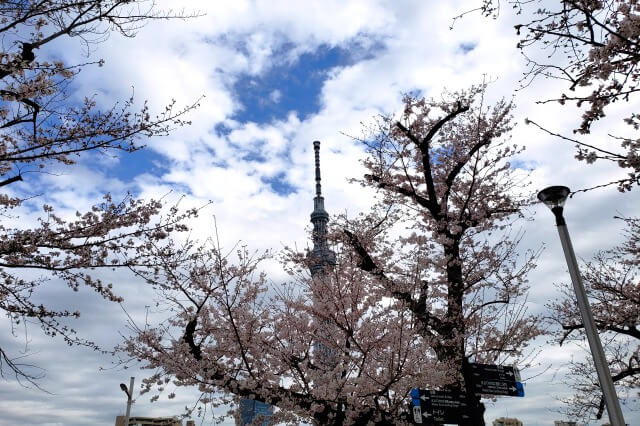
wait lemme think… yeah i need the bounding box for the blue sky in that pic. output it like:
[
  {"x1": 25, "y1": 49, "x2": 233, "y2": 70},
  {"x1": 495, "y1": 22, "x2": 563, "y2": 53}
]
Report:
[
  {"x1": 1, "y1": 1, "x2": 639, "y2": 425},
  {"x1": 232, "y1": 44, "x2": 353, "y2": 124}
]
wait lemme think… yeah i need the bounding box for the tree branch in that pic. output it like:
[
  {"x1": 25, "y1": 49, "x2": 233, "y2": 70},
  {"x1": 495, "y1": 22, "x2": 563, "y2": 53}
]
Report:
[
  {"x1": 395, "y1": 102, "x2": 470, "y2": 216},
  {"x1": 342, "y1": 228, "x2": 446, "y2": 337},
  {"x1": 0, "y1": 174, "x2": 23, "y2": 187},
  {"x1": 363, "y1": 174, "x2": 432, "y2": 210}
]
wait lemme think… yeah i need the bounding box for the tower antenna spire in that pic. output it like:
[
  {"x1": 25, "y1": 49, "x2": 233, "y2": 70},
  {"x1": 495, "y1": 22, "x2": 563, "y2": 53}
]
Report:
[
  {"x1": 314, "y1": 140, "x2": 322, "y2": 197},
  {"x1": 309, "y1": 141, "x2": 336, "y2": 276}
]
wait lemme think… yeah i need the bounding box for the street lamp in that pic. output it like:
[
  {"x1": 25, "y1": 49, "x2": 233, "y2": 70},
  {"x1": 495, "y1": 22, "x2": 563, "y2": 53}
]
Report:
[
  {"x1": 119, "y1": 376, "x2": 135, "y2": 426},
  {"x1": 537, "y1": 186, "x2": 625, "y2": 426}
]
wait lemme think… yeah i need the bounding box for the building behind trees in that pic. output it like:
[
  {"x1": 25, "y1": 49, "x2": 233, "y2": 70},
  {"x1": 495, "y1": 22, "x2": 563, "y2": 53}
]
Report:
[{"x1": 492, "y1": 417, "x2": 523, "y2": 426}]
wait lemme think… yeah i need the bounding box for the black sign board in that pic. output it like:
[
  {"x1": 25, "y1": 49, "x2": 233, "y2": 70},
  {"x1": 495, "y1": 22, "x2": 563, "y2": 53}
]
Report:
[
  {"x1": 471, "y1": 379, "x2": 524, "y2": 397},
  {"x1": 411, "y1": 389, "x2": 471, "y2": 424},
  {"x1": 467, "y1": 363, "x2": 524, "y2": 397},
  {"x1": 468, "y1": 363, "x2": 520, "y2": 381}
]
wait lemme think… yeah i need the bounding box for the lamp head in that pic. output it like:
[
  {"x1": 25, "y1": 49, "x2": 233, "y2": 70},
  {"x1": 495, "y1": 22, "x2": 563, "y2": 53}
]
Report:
[
  {"x1": 120, "y1": 383, "x2": 130, "y2": 397},
  {"x1": 537, "y1": 185, "x2": 570, "y2": 209}
]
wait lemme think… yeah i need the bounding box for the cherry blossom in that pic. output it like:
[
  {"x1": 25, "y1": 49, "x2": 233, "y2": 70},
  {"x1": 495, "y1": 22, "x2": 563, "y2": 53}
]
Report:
[
  {"x1": 460, "y1": 1, "x2": 639, "y2": 191},
  {"x1": 0, "y1": 1, "x2": 200, "y2": 386},
  {"x1": 517, "y1": 0, "x2": 640, "y2": 191}
]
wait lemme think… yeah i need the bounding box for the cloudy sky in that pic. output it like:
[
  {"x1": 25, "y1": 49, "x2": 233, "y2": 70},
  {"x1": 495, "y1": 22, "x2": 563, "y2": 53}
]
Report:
[{"x1": 1, "y1": 1, "x2": 638, "y2": 425}]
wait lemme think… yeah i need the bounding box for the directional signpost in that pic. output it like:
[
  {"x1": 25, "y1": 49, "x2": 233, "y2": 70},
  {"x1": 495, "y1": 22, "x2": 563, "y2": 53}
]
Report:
[
  {"x1": 467, "y1": 363, "x2": 524, "y2": 397},
  {"x1": 411, "y1": 362, "x2": 525, "y2": 425},
  {"x1": 411, "y1": 389, "x2": 470, "y2": 425}
]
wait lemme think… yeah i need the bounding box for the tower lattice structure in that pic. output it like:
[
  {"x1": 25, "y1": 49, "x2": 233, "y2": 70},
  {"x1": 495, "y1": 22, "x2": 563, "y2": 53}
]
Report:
[
  {"x1": 309, "y1": 140, "x2": 336, "y2": 276},
  {"x1": 308, "y1": 141, "x2": 337, "y2": 367}
]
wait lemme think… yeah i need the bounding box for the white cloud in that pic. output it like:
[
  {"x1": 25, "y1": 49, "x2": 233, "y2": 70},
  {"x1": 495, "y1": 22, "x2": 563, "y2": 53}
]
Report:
[{"x1": 268, "y1": 89, "x2": 282, "y2": 103}]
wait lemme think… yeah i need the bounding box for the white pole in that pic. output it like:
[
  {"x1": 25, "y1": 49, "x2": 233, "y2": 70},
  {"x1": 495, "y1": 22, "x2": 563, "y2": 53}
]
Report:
[
  {"x1": 123, "y1": 376, "x2": 134, "y2": 426},
  {"x1": 555, "y1": 222, "x2": 625, "y2": 426}
]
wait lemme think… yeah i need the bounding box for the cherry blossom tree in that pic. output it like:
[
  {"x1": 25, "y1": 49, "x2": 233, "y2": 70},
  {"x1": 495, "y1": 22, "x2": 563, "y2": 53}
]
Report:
[
  {"x1": 118, "y1": 85, "x2": 543, "y2": 425},
  {"x1": 462, "y1": 0, "x2": 640, "y2": 191},
  {"x1": 548, "y1": 216, "x2": 640, "y2": 421},
  {"x1": 0, "y1": 1, "x2": 201, "y2": 386},
  {"x1": 340, "y1": 84, "x2": 543, "y2": 421},
  {"x1": 118, "y1": 230, "x2": 450, "y2": 425}
]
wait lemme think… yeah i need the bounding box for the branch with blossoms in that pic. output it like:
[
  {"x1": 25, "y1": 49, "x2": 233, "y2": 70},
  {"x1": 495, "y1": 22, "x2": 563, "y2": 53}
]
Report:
[
  {"x1": 0, "y1": 93, "x2": 202, "y2": 185},
  {"x1": 0, "y1": 0, "x2": 205, "y2": 391},
  {"x1": 515, "y1": 0, "x2": 640, "y2": 192},
  {"x1": 0, "y1": 193, "x2": 203, "y2": 381},
  {"x1": 557, "y1": 340, "x2": 639, "y2": 421},
  {"x1": 456, "y1": 1, "x2": 640, "y2": 192},
  {"x1": 458, "y1": 1, "x2": 640, "y2": 132},
  {"x1": 0, "y1": 1, "x2": 201, "y2": 65},
  {"x1": 0, "y1": 1, "x2": 203, "y2": 184},
  {"x1": 525, "y1": 118, "x2": 639, "y2": 192},
  {"x1": 513, "y1": 0, "x2": 640, "y2": 131},
  {"x1": 342, "y1": 228, "x2": 446, "y2": 347}
]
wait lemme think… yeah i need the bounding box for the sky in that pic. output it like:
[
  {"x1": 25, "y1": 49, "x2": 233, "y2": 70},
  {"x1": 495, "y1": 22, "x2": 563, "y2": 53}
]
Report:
[{"x1": 0, "y1": 1, "x2": 639, "y2": 425}]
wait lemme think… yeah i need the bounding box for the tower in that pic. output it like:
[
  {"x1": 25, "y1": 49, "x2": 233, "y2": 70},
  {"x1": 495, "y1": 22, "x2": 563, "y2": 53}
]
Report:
[
  {"x1": 238, "y1": 398, "x2": 273, "y2": 426},
  {"x1": 308, "y1": 141, "x2": 337, "y2": 367},
  {"x1": 309, "y1": 140, "x2": 336, "y2": 276},
  {"x1": 237, "y1": 141, "x2": 336, "y2": 425}
]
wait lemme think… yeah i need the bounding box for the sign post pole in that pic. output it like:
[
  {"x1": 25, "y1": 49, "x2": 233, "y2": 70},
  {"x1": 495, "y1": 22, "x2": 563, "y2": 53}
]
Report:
[{"x1": 462, "y1": 358, "x2": 485, "y2": 426}]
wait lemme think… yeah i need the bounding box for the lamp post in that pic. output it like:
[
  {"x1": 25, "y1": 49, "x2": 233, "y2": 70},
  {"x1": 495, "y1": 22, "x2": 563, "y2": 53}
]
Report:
[
  {"x1": 537, "y1": 186, "x2": 625, "y2": 426},
  {"x1": 119, "y1": 376, "x2": 135, "y2": 426}
]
